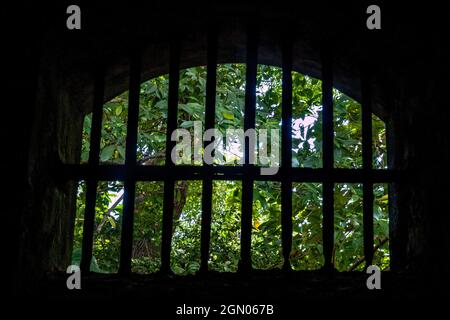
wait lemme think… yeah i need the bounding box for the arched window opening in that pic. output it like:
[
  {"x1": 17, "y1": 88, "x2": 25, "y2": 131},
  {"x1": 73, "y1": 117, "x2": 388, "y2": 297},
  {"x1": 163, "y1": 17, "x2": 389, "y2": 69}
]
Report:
[{"x1": 72, "y1": 63, "x2": 389, "y2": 274}]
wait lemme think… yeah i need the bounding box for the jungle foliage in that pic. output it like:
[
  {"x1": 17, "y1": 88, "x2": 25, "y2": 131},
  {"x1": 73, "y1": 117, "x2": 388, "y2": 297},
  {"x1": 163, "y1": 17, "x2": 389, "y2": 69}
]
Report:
[{"x1": 73, "y1": 64, "x2": 389, "y2": 274}]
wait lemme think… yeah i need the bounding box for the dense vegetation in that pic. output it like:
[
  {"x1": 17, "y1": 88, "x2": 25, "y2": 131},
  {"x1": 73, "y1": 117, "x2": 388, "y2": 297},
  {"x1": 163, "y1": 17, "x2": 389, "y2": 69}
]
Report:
[{"x1": 72, "y1": 64, "x2": 389, "y2": 274}]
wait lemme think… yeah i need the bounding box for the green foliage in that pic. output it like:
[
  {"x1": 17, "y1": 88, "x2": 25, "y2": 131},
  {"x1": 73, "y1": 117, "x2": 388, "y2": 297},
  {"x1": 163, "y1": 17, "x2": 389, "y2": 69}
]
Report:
[
  {"x1": 210, "y1": 181, "x2": 242, "y2": 272},
  {"x1": 74, "y1": 64, "x2": 389, "y2": 273},
  {"x1": 132, "y1": 182, "x2": 164, "y2": 273},
  {"x1": 334, "y1": 183, "x2": 365, "y2": 271},
  {"x1": 334, "y1": 90, "x2": 362, "y2": 168},
  {"x1": 252, "y1": 181, "x2": 283, "y2": 269},
  {"x1": 292, "y1": 71, "x2": 323, "y2": 168},
  {"x1": 74, "y1": 181, "x2": 123, "y2": 272},
  {"x1": 171, "y1": 181, "x2": 203, "y2": 274},
  {"x1": 291, "y1": 183, "x2": 324, "y2": 270},
  {"x1": 372, "y1": 115, "x2": 387, "y2": 169}
]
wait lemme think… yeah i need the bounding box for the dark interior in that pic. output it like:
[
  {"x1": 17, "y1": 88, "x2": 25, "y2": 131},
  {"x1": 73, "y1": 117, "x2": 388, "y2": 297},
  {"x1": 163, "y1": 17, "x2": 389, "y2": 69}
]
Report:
[{"x1": 6, "y1": 0, "x2": 450, "y2": 308}]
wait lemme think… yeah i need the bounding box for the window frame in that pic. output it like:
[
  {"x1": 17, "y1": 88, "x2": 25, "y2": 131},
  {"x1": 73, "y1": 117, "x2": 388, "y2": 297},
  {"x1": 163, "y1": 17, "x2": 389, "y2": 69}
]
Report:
[{"x1": 63, "y1": 27, "x2": 398, "y2": 275}]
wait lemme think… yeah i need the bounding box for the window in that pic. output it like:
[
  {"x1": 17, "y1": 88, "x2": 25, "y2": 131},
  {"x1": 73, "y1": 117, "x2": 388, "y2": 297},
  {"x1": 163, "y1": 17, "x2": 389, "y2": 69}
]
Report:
[{"x1": 69, "y1": 32, "x2": 393, "y2": 275}]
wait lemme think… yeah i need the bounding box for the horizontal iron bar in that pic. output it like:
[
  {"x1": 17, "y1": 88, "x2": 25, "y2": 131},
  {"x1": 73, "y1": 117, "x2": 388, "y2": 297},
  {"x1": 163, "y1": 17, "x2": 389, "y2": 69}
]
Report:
[{"x1": 58, "y1": 164, "x2": 403, "y2": 183}]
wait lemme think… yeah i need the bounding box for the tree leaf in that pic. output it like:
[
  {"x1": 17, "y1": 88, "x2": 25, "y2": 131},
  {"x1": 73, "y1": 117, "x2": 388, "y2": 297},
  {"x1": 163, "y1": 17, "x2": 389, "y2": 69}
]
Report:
[
  {"x1": 100, "y1": 145, "x2": 115, "y2": 162},
  {"x1": 222, "y1": 111, "x2": 234, "y2": 120},
  {"x1": 115, "y1": 105, "x2": 123, "y2": 116},
  {"x1": 107, "y1": 216, "x2": 117, "y2": 229},
  {"x1": 180, "y1": 120, "x2": 194, "y2": 128}
]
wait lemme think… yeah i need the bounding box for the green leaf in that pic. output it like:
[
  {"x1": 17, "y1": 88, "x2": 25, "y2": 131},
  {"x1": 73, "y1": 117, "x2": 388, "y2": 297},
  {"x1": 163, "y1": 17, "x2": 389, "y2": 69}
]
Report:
[
  {"x1": 222, "y1": 111, "x2": 234, "y2": 120},
  {"x1": 254, "y1": 191, "x2": 268, "y2": 210},
  {"x1": 303, "y1": 88, "x2": 313, "y2": 98},
  {"x1": 117, "y1": 146, "x2": 126, "y2": 159},
  {"x1": 107, "y1": 216, "x2": 117, "y2": 228},
  {"x1": 81, "y1": 151, "x2": 89, "y2": 163},
  {"x1": 172, "y1": 265, "x2": 185, "y2": 274},
  {"x1": 180, "y1": 120, "x2": 194, "y2": 128},
  {"x1": 100, "y1": 145, "x2": 115, "y2": 162},
  {"x1": 115, "y1": 105, "x2": 123, "y2": 116},
  {"x1": 154, "y1": 100, "x2": 167, "y2": 110},
  {"x1": 180, "y1": 102, "x2": 203, "y2": 114},
  {"x1": 71, "y1": 248, "x2": 102, "y2": 273}
]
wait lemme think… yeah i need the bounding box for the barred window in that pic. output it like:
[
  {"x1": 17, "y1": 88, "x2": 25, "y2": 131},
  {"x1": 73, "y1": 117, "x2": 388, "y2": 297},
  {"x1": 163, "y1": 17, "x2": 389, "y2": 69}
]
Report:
[{"x1": 69, "y1": 30, "x2": 393, "y2": 275}]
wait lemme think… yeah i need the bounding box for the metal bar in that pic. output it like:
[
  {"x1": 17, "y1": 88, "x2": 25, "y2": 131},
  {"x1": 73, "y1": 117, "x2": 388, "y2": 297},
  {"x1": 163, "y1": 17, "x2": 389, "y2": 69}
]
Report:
[
  {"x1": 240, "y1": 178, "x2": 253, "y2": 272},
  {"x1": 200, "y1": 179, "x2": 212, "y2": 272},
  {"x1": 61, "y1": 164, "x2": 401, "y2": 183},
  {"x1": 161, "y1": 179, "x2": 175, "y2": 273},
  {"x1": 239, "y1": 25, "x2": 258, "y2": 273},
  {"x1": 281, "y1": 38, "x2": 293, "y2": 271},
  {"x1": 362, "y1": 66, "x2": 374, "y2": 268},
  {"x1": 80, "y1": 65, "x2": 104, "y2": 273},
  {"x1": 160, "y1": 38, "x2": 180, "y2": 274},
  {"x1": 321, "y1": 44, "x2": 335, "y2": 271},
  {"x1": 118, "y1": 49, "x2": 141, "y2": 275},
  {"x1": 200, "y1": 28, "x2": 218, "y2": 273}
]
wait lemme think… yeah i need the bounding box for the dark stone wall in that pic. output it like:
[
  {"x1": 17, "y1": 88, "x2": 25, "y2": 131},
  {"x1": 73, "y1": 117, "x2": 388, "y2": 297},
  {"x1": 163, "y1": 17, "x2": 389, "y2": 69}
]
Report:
[
  {"x1": 8, "y1": 1, "x2": 450, "y2": 296},
  {"x1": 16, "y1": 39, "x2": 84, "y2": 291}
]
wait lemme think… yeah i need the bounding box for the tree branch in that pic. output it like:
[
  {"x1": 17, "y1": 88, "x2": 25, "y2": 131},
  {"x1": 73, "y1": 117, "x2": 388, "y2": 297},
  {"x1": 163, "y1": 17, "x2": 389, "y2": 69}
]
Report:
[
  {"x1": 348, "y1": 237, "x2": 389, "y2": 271},
  {"x1": 95, "y1": 150, "x2": 166, "y2": 233}
]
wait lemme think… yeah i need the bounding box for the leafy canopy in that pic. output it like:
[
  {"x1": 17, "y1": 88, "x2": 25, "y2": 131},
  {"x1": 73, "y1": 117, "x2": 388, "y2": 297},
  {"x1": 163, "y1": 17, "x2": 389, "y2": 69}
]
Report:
[{"x1": 74, "y1": 64, "x2": 389, "y2": 273}]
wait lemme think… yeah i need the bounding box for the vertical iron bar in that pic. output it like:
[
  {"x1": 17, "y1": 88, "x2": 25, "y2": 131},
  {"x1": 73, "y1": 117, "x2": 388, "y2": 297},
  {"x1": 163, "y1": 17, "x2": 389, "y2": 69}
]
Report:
[
  {"x1": 119, "y1": 49, "x2": 141, "y2": 275},
  {"x1": 200, "y1": 28, "x2": 218, "y2": 273},
  {"x1": 362, "y1": 66, "x2": 374, "y2": 268},
  {"x1": 281, "y1": 38, "x2": 293, "y2": 271},
  {"x1": 80, "y1": 65, "x2": 104, "y2": 273},
  {"x1": 239, "y1": 25, "x2": 258, "y2": 273},
  {"x1": 160, "y1": 38, "x2": 180, "y2": 274},
  {"x1": 321, "y1": 45, "x2": 335, "y2": 271}
]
